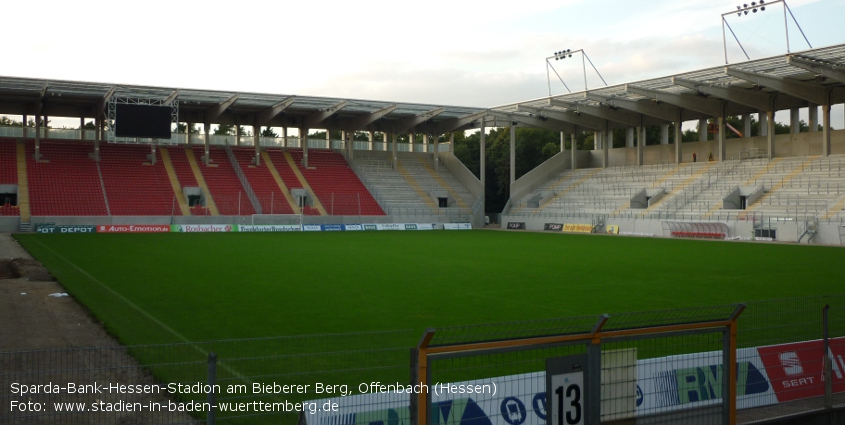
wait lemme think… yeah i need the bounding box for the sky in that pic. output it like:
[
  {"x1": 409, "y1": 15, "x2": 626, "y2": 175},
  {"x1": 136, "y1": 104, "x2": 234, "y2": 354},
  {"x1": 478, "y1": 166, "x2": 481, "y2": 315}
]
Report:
[{"x1": 2, "y1": 0, "x2": 844, "y2": 128}]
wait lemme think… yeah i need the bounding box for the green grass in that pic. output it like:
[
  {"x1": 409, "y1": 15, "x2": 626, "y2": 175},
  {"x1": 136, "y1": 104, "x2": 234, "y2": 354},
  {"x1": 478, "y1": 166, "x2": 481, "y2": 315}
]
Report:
[
  {"x1": 13, "y1": 231, "x2": 844, "y2": 346},
  {"x1": 12, "y1": 231, "x2": 845, "y2": 424}
]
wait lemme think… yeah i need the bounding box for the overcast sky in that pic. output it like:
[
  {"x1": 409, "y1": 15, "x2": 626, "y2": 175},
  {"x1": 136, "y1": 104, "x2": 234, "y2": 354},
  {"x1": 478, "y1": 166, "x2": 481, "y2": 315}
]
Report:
[{"x1": 3, "y1": 0, "x2": 844, "y2": 127}]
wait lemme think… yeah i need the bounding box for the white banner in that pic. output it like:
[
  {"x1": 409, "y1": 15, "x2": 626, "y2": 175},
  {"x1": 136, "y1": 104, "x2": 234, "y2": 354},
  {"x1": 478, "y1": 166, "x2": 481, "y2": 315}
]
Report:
[
  {"x1": 445, "y1": 223, "x2": 472, "y2": 230},
  {"x1": 303, "y1": 225, "x2": 322, "y2": 232},
  {"x1": 344, "y1": 224, "x2": 363, "y2": 231},
  {"x1": 238, "y1": 225, "x2": 301, "y2": 232}
]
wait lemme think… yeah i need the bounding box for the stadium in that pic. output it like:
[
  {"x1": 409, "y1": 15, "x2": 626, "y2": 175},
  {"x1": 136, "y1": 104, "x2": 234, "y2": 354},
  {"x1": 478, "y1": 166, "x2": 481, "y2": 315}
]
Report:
[{"x1": 1, "y1": 1, "x2": 845, "y2": 424}]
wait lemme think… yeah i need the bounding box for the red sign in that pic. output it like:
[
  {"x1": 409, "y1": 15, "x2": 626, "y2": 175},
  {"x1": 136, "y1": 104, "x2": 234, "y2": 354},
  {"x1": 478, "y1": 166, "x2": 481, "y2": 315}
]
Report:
[
  {"x1": 756, "y1": 337, "x2": 845, "y2": 402},
  {"x1": 97, "y1": 225, "x2": 170, "y2": 233}
]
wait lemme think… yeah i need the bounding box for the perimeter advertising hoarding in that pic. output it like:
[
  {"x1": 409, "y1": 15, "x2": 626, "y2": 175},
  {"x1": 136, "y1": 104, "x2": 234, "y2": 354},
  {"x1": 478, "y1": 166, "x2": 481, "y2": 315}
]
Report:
[
  {"x1": 238, "y1": 225, "x2": 301, "y2": 232},
  {"x1": 302, "y1": 338, "x2": 845, "y2": 425},
  {"x1": 170, "y1": 224, "x2": 234, "y2": 232},
  {"x1": 360, "y1": 223, "x2": 437, "y2": 231},
  {"x1": 562, "y1": 224, "x2": 592, "y2": 233},
  {"x1": 506, "y1": 222, "x2": 526, "y2": 230},
  {"x1": 444, "y1": 223, "x2": 472, "y2": 230},
  {"x1": 35, "y1": 224, "x2": 97, "y2": 234},
  {"x1": 97, "y1": 225, "x2": 170, "y2": 233},
  {"x1": 756, "y1": 337, "x2": 845, "y2": 402},
  {"x1": 543, "y1": 223, "x2": 563, "y2": 232}
]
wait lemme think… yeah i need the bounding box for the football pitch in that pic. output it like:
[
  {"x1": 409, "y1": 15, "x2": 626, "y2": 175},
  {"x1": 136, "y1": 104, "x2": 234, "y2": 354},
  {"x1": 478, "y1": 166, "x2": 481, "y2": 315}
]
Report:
[{"x1": 13, "y1": 230, "x2": 844, "y2": 346}]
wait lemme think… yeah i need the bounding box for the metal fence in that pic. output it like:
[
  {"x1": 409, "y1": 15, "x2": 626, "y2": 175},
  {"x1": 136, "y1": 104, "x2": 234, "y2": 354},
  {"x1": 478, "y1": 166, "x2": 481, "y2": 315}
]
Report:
[{"x1": 2, "y1": 296, "x2": 845, "y2": 424}]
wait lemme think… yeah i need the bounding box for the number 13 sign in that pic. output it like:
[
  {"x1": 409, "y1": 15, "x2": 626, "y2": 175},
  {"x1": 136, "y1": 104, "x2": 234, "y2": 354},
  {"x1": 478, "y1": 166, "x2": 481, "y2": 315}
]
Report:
[{"x1": 546, "y1": 354, "x2": 588, "y2": 425}]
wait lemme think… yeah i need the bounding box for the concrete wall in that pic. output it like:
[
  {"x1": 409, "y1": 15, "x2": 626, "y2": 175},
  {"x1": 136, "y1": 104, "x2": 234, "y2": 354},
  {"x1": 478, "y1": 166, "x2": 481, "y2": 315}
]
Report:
[
  {"x1": 439, "y1": 152, "x2": 482, "y2": 199},
  {"x1": 510, "y1": 149, "x2": 570, "y2": 201},
  {"x1": 508, "y1": 149, "x2": 591, "y2": 202},
  {"x1": 0, "y1": 217, "x2": 20, "y2": 232}
]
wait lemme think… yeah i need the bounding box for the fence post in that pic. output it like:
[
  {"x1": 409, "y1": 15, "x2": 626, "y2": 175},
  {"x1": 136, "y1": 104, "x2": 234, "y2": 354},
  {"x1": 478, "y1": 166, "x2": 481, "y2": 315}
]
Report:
[
  {"x1": 208, "y1": 352, "x2": 217, "y2": 425},
  {"x1": 587, "y1": 315, "x2": 608, "y2": 425},
  {"x1": 726, "y1": 304, "x2": 745, "y2": 425},
  {"x1": 409, "y1": 348, "x2": 419, "y2": 425},
  {"x1": 823, "y1": 305, "x2": 832, "y2": 411}
]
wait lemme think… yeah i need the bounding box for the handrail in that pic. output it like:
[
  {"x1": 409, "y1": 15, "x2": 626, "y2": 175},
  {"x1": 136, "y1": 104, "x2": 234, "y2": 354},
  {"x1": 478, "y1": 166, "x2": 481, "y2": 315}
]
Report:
[{"x1": 224, "y1": 145, "x2": 262, "y2": 215}]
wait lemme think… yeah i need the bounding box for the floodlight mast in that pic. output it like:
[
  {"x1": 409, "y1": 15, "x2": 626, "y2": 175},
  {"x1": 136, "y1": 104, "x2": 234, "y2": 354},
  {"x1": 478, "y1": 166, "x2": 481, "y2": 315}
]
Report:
[
  {"x1": 545, "y1": 49, "x2": 608, "y2": 97},
  {"x1": 720, "y1": 0, "x2": 812, "y2": 64}
]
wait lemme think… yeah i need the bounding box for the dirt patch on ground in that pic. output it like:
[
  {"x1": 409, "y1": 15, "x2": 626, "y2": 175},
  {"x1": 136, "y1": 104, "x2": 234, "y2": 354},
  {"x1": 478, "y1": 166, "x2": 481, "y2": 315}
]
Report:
[
  {"x1": 0, "y1": 258, "x2": 54, "y2": 282},
  {"x1": 0, "y1": 234, "x2": 194, "y2": 424}
]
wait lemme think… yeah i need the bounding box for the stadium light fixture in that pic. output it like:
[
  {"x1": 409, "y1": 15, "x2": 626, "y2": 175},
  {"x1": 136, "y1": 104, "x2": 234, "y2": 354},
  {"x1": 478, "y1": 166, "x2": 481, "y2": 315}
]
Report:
[
  {"x1": 545, "y1": 48, "x2": 608, "y2": 97},
  {"x1": 721, "y1": 0, "x2": 811, "y2": 64}
]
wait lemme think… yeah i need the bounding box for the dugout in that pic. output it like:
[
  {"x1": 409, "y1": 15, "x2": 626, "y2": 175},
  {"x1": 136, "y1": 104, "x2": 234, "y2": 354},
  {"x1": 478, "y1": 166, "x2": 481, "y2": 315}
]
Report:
[{"x1": 663, "y1": 221, "x2": 729, "y2": 239}]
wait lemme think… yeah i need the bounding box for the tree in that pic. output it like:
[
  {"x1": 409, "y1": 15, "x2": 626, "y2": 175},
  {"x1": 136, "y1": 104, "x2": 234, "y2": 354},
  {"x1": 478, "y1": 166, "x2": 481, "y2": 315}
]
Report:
[
  {"x1": 260, "y1": 127, "x2": 279, "y2": 137},
  {"x1": 214, "y1": 124, "x2": 234, "y2": 135},
  {"x1": 0, "y1": 116, "x2": 23, "y2": 126},
  {"x1": 175, "y1": 123, "x2": 199, "y2": 134}
]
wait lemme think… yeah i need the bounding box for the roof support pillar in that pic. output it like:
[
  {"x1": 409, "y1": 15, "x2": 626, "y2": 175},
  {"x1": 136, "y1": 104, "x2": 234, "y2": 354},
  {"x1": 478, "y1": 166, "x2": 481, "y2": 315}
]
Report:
[
  {"x1": 759, "y1": 112, "x2": 768, "y2": 137},
  {"x1": 626, "y1": 127, "x2": 635, "y2": 148},
  {"x1": 203, "y1": 123, "x2": 211, "y2": 165},
  {"x1": 22, "y1": 114, "x2": 28, "y2": 138},
  {"x1": 392, "y1": 133, "x2": 398, "y2": 170},
  {"x1": 822, "y1": 104, "x2": 831, "y2": 157},
  {"x1": 434, "y1": 133, "x2": 440, "y2": 172},
  {"x1": 510, "y1": 125, "x2": 516, "y2": 186},
  {"x1": 254, "y1": 124, "x2": 261, "y2": 166},
  {"x1": 742, "y1": 114, "x2": 752, "y2": 138},
  {"x1": 699, "y1": 118, "x2": 708, "y2": 142},
  {"x1": 34, "y1": 115, "x2": 41, "y2": 161},
  {"x1": 636, "y1": 125, "x2": 644, "y2": 167},
  {"x1": 661, "y1": 124, "x2": 669, "y2": 145},
  {"x1": 346, "y1": 131, "x2": 354, "y2": 160},
  {"x1": 790, "y1": 108, "x2": 800, "y2": 134},
  {"x1": 718, "y1": 116, "x2": 726, "y2": 162},
  {"x1": 808, "y1": 103, "x2": 818, "y2": 132},
  {"x1": 571, "y1": 132, "x2": 577, "y2": 170},
  {"x1": 602, "y1": 124, "x2": 609, "y2": 169},
  {"x1": 301, "y1": 127, "x2": 309, "y2": 168},
  {"x1": 766, "y1": 111, "x2": 775, "y2": 160},
  {"x1": 674, "y1": 114, "x2": 682, "y2": 165},
  {"x1": 368, "y1": 131, "x2": 374, "y2": 151},
  {"x1": 560, "y1": 131, "x2": 565, "y2": 152},
  {"x1": 282, "y1": 127, "x2": 288, "y2": 148}
]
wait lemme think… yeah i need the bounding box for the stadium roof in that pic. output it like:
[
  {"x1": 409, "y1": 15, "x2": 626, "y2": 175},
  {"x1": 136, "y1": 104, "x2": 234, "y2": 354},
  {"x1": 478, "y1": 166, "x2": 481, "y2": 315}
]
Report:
[
  {"x1": 489, "y1": 43, "x2": 845, "y2": 133},
  {"x1": 1, "y1": 43, "x2": 844, "y2": 136},
  {"x1": 0, "y1": 77, "x2": 486, "y2": 135}
]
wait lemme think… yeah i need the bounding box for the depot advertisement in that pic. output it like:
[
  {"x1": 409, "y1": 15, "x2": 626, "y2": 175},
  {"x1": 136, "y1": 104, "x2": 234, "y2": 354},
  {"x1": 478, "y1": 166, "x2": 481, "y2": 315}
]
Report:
[
  {"x1": 35, "y1": 224, "x2": 97, "y2": 234},
  {"x1": 302, "y1": 337, "x2": 845, "y2": 425},
  {"x1": 97, "y1": 225, "x2": 171, "y2": 233}
]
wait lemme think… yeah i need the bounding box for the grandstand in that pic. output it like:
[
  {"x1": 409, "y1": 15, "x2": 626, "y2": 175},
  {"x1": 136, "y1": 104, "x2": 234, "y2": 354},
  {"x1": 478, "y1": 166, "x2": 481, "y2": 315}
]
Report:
[{"x1": 0, "y1": 43, "x2": 844, "y2": 244}]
